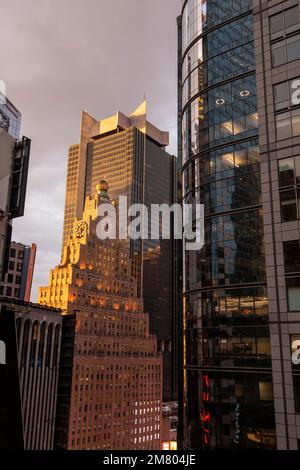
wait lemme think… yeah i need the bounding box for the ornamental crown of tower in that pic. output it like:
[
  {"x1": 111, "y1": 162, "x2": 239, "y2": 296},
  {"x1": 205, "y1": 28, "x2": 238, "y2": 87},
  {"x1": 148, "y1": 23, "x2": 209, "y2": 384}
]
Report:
[{"x1": 96, "y1": 180, "x2": 109, "y2": 200}]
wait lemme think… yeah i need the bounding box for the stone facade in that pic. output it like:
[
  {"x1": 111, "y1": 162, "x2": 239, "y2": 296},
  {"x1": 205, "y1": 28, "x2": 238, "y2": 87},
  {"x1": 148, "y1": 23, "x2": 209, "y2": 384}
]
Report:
[{"x1": 39, "y1": 184, "x2": 162, "y2": 450}]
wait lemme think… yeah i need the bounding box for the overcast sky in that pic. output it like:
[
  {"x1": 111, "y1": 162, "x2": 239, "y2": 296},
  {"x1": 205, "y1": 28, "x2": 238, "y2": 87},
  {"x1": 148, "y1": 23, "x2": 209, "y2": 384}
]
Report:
[{"x1": 1, "y1": 0, "x2": 181, "y2": 301}]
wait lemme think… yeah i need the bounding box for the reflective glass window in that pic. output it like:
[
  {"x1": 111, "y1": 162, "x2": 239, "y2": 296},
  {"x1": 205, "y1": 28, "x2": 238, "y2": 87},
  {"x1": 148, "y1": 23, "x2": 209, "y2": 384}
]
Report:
[
  {"x1": 274, "y1": 77, "x2": 300, "y2": 111},
  {"x1": 185, "y1": 325, "x2": 271, "y2": 368},
  {"x1": 276, "y1": 110, "x2": 300, "y2": 141},
  {"x1": 271, "y1": 41, "x2": 287, "y2": 67},
  {"x1": 271, "y1": 34, "x2": 300, "y2": 67},
  {"x1": 280, "y1": 190, "x2": 297, "y2": 221},
  {"x1": 182, "y1": 0, "x2": 251, "y2": 52},
  {"x1": 275, "y1": 112, "x2": 292, "y2": 140},
  {"x1": 287, "y1": 35, "x2": 300, "y2": 62},
  {"x1": 274, "y1": 81, "x2": 289, "y2": 111},
  {"x1": 0, "y1": 92, "x2": 21, "y2": 139},
  {"x1": 293, "y1": 375, "x2": 300, "y2": 413},
  {"x1": 278, "y1": 157, "x2": 295, "y2": 187},
  {"x1": 270, "y1": 13, "x2": 284, "y2": 37},
  {"x1": 270, "y1": 6, "x2": 300, "y2": 41},
  {"x1": 184, "y1": 209, "x2": 265, "y2": 291},
  {"x1": 286, "y1": 277, "x2": 300, "y2": 311},
  {"x1": 284, "y1": 240, "x2": 300, "y2": 273},
  {"x1": 182, "y1": 140, "x2": 260, "y2": 197},
  {"x1": 183, "y1": 369, "x2": 276, "y2": 449}
]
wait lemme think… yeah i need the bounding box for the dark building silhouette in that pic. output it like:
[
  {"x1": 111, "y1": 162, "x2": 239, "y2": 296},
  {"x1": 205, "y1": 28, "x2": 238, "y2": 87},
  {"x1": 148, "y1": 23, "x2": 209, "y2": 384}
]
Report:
[
  {"x1": 0, "y1": 299, "x2": 69, "y2": 449},
  {"x1": 0, "y1": 242, "x2": 36, "y2": 301}
]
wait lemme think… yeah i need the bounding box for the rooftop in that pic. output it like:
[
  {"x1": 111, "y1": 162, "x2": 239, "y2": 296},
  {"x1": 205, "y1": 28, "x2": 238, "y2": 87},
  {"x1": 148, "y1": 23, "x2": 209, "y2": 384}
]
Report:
[{"x1": 82, "y1": 99, "x2": 169, "y2": 147}]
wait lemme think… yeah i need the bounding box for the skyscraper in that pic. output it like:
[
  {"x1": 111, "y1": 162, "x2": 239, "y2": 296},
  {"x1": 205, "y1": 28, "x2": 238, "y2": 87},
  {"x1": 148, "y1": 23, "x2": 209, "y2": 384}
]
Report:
[
  {"x1": 0, "y1": 299, "x2": 68, "y2": 450},
  {"x1": 253, "y1": 0, "x2": 300, "y2": 451},
  {"x1": 0, "y1": 91, "x2": 31, "y2": 282},
  {"x1": 60, "y1": 101, "x2": 176, "y2": 401},
  {"x1": 39, "y1": 184, "x2": 162, "y2": 450},
  {"x1": 0, "y1": 242, "x2": 36, "y2": 301},
  {"x1": 179, "y1": 0, "x2": 300, "y2": 451}
]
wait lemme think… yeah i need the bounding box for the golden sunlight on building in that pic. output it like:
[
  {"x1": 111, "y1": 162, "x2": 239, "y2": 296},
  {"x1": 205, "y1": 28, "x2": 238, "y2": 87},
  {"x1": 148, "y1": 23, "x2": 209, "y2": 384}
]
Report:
[{"x1": 38, "y1": 183, "x2": 162, "y2": 450}]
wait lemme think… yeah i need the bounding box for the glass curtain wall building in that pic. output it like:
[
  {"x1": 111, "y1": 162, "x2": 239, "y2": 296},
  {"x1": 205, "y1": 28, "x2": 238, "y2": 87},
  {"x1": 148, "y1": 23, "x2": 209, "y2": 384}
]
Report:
[{"x1": 178, "y1": 0, "x2": 276, "y2": 449}]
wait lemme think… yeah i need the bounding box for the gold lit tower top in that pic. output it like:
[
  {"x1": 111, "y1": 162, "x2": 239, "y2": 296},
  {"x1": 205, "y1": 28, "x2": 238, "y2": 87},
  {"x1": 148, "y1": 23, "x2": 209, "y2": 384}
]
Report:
[{"x1": 39, "y1": 182, "x2": 141, "y2": 314}]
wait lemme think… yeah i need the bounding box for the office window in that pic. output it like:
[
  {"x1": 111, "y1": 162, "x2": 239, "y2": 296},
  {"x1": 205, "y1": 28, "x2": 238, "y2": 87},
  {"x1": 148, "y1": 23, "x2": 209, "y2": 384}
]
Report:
[
  {"x1": 259, "y1": 382, "x2": 273, "y2": 401},
  {"x1": 10, "y1": 248, "x2": 16, "y2": 258},
  {"x1": 280, "y1": 189, "x2": 298, "y2": 221},
  {"x1": 6, "y1": 287, "x2": 12, "y2": 297},
  {"x1": 279, "y1": 156, "x2": 300, "y2": 221},
  {"x1": 276, "y1": 112, "x2": 292, "y2": 139},
  {"x1": 293, "y1": 374, "x2": 300, "y2": 413},
  {"x1": 291, "y1": 334, "x2": 300, "y2": 369},
  {"x1": 284, "y1": 241, "x2": 300, "y2": 273},
  {"x1": 283, "y1": 240, "x2": 300, "y2": 311},
  {"x1": 276, "y1": 109, "x2": 300, "y2": 140},
  {"x1": 274, "y1": 81, "x2": 289, "y2": 110},
  {"x1": 279, "y1": 157, "x2": 296, "y2": 186},
  {"x1": 270, "y1": 6, "x2": 300, "y2": 40},
  {"x1": 271, "y1": 34, "x2": 300, "y2": 67},
  {"x1": 272, "y1": 41, "x2": 287, "y2": 67},
  {"x1": 274, "y1": 77, "x2": 300, "y2": 111},
  {"x1": 270, "y1": 13, "x2": 284, "y2": 38},
  {"x1": 287, "y1": 277, "x2": 300, "y2": 311},
  {"x1": 284, "y1": 241, "x2": 300, "y2": 311},
  {"x1": 8, "y1": 261, "x2": 14, "y2": 271}
]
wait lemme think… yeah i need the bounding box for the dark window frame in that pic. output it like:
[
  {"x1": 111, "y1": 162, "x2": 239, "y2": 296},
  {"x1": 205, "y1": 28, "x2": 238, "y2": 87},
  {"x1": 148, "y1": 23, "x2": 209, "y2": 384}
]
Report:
[
  {"x1": 270, "y1": 6, "x2": 300, "y2": 41},
  {"x1": 278, "y1": 155, "x2": 300, "y2": 222},
  {"x1": 274, "y1": 77, "x2": 300, "y2": 112},
  {"x1": 271, "y1": 34, "x2": 300, "y2": 68}
]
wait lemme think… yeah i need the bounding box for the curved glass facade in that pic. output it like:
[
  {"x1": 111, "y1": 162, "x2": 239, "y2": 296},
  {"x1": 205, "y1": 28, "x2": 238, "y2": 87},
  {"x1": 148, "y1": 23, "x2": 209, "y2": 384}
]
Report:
[{"x1": 179, "y1": 0, "x2": 276, "y2": 449}]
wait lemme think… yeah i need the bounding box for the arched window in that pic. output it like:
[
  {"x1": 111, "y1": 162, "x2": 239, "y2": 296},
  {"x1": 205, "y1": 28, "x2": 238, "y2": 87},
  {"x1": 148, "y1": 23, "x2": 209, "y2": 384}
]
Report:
[
  {"x1": 21, "y1": 319, "x2": 30, "y2": 367},
  {"x1": 52, "y1": 324, "x2": 61, "y2": 367},
  {"x1": 16, "y1": 317, "x2": 22, "y2": 345},
  {"x1": 29, "y1": 321, "x2": 39, "y2": 367},
  {"x1": 45, "y1": 323, "x2": 54, "y2": 367},
  {"x1": 38, "y1": 322, "x2": 46, "y2": 367}
]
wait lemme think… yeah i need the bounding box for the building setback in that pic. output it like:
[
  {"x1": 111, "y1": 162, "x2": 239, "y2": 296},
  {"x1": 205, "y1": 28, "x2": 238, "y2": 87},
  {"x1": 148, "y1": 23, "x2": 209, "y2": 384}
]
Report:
[
  {"x1": 39, "y1": 184, "x2": 162, "y2": 450},
  {"x1": 60, "y1": 100, "x2": 176, "y2": 401},
  {"x1": 0, "y1": 242, "x2": 36, "y2": 301}
]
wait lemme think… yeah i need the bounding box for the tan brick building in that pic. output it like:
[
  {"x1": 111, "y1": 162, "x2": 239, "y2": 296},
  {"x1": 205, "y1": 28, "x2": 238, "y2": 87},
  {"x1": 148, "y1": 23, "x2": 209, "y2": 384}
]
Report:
[{"x1": 39, "y1": 183, "x2": 162, "y2": 450}]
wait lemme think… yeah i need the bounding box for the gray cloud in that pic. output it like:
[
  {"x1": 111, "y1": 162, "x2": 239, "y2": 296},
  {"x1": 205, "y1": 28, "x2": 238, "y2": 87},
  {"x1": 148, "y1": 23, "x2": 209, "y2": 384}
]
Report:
[{"x1": 0, "y1": 0, "x2": 181, "y2": 301}]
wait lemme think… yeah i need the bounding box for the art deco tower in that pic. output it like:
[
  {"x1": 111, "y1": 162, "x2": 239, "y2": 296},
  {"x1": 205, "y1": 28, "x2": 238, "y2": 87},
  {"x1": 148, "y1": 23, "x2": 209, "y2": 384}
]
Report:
[
  {"x1": 39, "y1": 183, "x2": 162, "y2": 450},
  {"x1": 59, "y1": 101, "x2": 176, "y2": 401}
]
